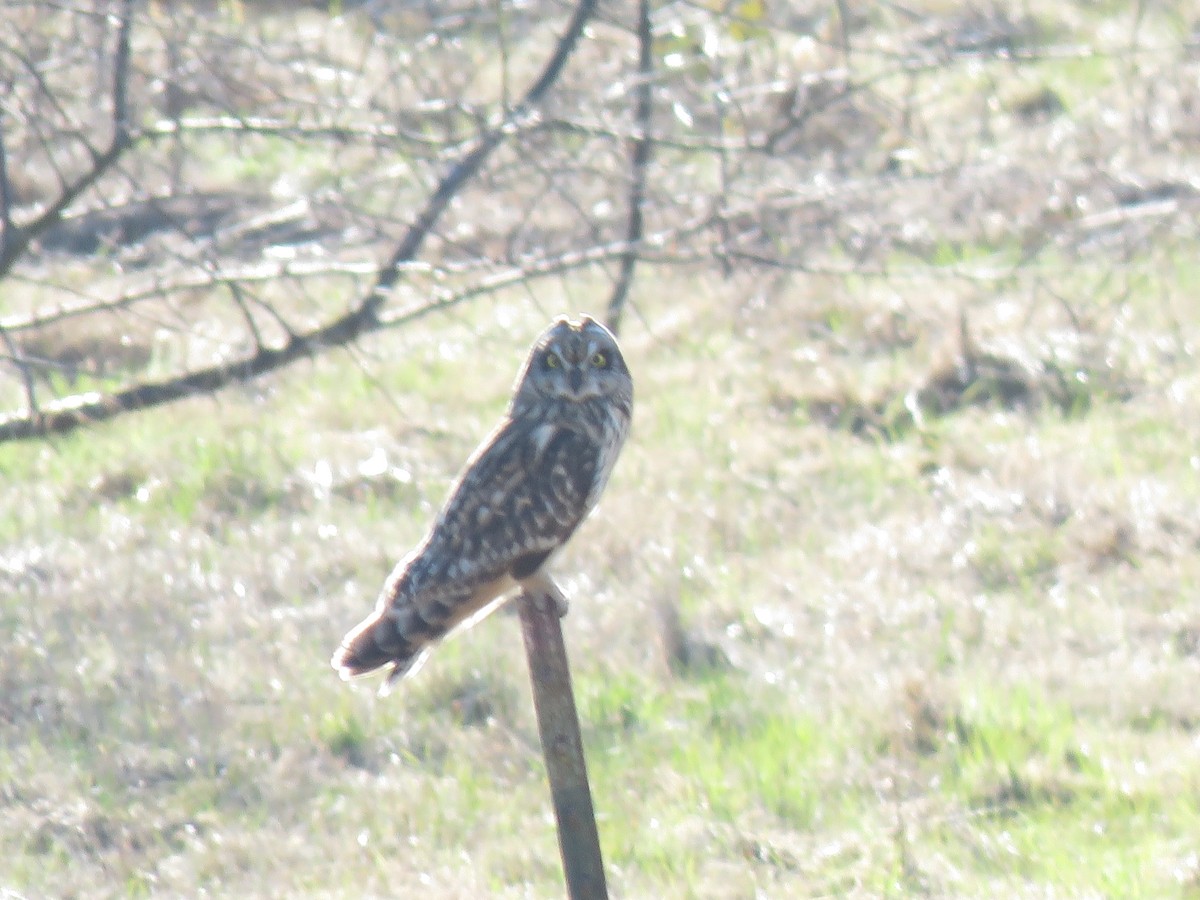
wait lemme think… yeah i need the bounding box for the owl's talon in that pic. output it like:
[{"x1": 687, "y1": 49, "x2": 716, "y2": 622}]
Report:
[{"x1": 528, "y1": 586, "x2": 568, "y2": 618}]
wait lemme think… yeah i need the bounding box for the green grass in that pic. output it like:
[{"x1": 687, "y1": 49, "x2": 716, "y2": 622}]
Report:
[{"x1": 919, "y1": 682, "x2": 1193, "y2": 893}]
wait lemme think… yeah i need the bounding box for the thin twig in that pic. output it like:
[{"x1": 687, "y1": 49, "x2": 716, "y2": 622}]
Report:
[
  {"x1": 605, "y1": 0, "x2": 654, "y2": 334},
  {"x1": 833, "y1": 0, "x2": 853, "y2": 62},
  {"x1": 0, "y1": 324, "x2": 37, "y2": 425},
  {"x1": 0, "y1": 259, "x2": 379, "y2": 334},
  {"x1": 223, "y1": 279, "x2": 266, "y2": 352},
  {"x1": 145, "y1": 115, "x2": 449, "y2": 147},
  {"x1": 110, "y1": 0, "x2": 134, "y2": 144},
  {"x1": 0, "y1": 109, "x2": 12, "y2": 261}
]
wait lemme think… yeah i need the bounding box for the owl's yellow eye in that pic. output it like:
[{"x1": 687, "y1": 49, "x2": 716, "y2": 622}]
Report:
[
  {"x1": 590, "y1": 351, "x2": 608, "y2": 368},
  {"x1": 544, "y1": 352, "x2": 560, "y2": 369}
]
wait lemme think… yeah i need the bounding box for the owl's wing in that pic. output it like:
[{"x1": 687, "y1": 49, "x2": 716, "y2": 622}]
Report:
[
  {"x1": 378, "y1": 416, "x2": 598, "y2": 635},
  {"x1": 423, "y1": 416, "x2": 600, "y2": 587},
  {"x1": 334, "y1": 416, "x2": 601, "y2": 687}
]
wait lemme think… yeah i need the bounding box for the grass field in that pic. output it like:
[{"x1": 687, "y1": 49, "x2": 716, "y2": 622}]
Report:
[
  {"x1": 3, "y1": 2, "x2": 1200, "y2": 898},
  {"x1": 5, "y1": 276, "x2": 1199, "y2": 897}
]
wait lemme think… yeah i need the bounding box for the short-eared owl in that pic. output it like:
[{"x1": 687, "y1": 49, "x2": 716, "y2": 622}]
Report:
[{"x1": 332, "y1": 315, "x2": 633, "y2": 692}]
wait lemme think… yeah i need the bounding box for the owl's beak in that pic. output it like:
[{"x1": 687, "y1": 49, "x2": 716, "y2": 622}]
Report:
[{"x1": 568, "y1": 369, "x2": 584, "y2": 394}]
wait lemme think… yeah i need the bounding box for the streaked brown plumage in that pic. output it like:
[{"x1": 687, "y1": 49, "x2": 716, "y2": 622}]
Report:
[{"x1": 331, "y1": 315, "x2": 633, "y2": 692}]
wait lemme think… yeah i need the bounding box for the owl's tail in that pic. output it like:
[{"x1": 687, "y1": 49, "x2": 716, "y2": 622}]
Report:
[{"x1": 330, "y1": 611, "x2": 431, "y2": 695}]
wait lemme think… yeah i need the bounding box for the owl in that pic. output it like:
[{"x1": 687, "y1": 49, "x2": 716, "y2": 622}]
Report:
[{"x1": 331, "y1": 315, "x2": 633, "y2": 692}]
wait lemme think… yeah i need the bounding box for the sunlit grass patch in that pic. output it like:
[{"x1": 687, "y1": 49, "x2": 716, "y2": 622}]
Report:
[
  {"x1": 578, "y1": 666, "x2": 882, "y2": 889},
  {"x1": 884, "y1": 677, "x2": 1200, "y2": 896}
]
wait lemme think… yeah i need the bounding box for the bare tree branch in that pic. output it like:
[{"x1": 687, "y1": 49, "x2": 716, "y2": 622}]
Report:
[
  {"x1": 1, "y1": 1, "x2": 1193, "y2": 445},
  {"x1": 364, "y1": 0, "x2": 601, "y2": 318},
  {"x1": 0, "y1": 0, "x2": 601, "y2": 443},
  {"x1": 605, "y1": 0, "x2": 654, "y2": 334}
]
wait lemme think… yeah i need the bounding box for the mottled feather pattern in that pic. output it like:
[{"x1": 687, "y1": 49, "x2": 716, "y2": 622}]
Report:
[{"x1": 331, "y1": 315, "x2": 632, "y2": 691}]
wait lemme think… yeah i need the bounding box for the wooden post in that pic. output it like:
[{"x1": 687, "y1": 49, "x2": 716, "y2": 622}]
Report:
[{"x1": 518, "y1": 589, "x2": 608, "y2": 899}]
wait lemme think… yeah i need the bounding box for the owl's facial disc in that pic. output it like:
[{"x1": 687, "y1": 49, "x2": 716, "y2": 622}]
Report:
[{"x1": 517, "y1": 315, "x2": 628, "y2": 408}]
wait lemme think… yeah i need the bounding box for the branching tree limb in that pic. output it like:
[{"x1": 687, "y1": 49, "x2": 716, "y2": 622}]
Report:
[{"x1": 0, "y1": 0, "x2": 599, "y2": 443}]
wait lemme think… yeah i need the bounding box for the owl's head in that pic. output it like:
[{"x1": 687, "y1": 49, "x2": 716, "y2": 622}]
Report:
[{"x1": 511, "y1": 315, "x2": 632, "y2": 413}]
